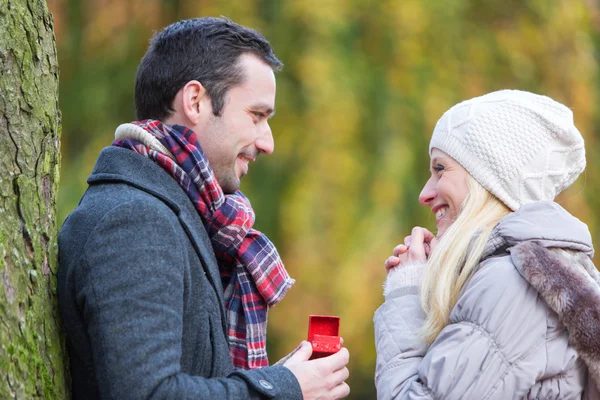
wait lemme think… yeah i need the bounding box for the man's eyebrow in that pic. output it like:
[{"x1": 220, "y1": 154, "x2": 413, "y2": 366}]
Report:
[{"x1": 250, "y1": 103, "x2": 275, "y2": 117}]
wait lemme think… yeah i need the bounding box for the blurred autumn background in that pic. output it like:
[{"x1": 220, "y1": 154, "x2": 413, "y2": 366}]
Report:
[{"x1": 47, "y1": 0, "x2": 600, "y2": 398}]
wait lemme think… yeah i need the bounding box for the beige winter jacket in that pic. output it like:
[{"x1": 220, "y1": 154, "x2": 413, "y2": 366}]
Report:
[{"x1": 374, "y1": 202, "x2": 600, "y2": 399}]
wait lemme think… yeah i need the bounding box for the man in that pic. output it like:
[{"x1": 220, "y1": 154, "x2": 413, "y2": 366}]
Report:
[{"x1": 58, "y1": 17, "x2": 350, "y2": 399}]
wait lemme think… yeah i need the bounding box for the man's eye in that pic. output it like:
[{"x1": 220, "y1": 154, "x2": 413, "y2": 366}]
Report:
[
  {"x1": 433, "y1": 164, "x2": 445, "y2": 172},
  {"x1": 252, "y1": 111, "x2": 265, "y2": 120}
]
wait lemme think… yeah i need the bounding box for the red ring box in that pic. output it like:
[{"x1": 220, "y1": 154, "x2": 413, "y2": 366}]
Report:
[{"x1": 307, "y1": 315, "x2": 341, "y2": 360}]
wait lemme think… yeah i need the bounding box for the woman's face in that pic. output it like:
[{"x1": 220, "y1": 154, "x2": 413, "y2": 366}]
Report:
[{"x1": 419, "y1": 148, "x2": 470, "y2": 237}]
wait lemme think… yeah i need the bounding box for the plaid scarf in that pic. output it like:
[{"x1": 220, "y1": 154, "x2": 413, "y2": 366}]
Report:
[{"x1": 113, "y1": 119, "x2": 294, "y2": 369}]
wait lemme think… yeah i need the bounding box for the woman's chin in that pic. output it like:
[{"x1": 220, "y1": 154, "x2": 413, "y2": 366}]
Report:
[
  {"x1": 436, "y1": 225, "x2": 448, "y2": 239},
  {"x1": 436, "y1": 217, "x2": 456, "y2": 239}
]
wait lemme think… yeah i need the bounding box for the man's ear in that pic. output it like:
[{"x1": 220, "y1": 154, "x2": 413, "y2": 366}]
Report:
[{"x1": 179, "y1": 80, "x2": 210, "y2": 125}]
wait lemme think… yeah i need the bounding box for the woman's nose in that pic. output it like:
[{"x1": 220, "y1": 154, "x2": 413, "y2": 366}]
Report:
[{"x1": 419, "y1": 178, "x2": 437, "y2": 206}]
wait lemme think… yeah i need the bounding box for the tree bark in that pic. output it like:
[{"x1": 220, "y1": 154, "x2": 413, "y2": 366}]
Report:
[{"x1": 0, "y1": 0, "x2": 68, "y2": 398}]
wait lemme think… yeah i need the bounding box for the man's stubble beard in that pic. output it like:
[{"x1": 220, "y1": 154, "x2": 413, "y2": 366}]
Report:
[{"x1": 204, "y1": 115, "x2": 239, "y2": 194}]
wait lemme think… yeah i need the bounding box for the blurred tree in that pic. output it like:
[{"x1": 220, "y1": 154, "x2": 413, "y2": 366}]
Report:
[{"x1": 0, "y1": 0, "x2": 68, "y2": 398}]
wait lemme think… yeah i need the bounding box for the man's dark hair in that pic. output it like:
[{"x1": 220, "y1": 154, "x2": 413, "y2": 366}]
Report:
[{"x1": 134, "y1": 17, "x2": 283, "y2": 120}]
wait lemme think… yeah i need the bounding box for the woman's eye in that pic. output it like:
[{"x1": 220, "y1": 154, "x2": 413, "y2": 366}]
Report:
[{"x1": 433, "y1": 164, "x2": 445, "y2": 172}]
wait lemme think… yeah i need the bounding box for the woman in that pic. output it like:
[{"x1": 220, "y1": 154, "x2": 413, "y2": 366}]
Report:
[{"x1": 374, "y1": 90, "x2": 600, "y2": 399}]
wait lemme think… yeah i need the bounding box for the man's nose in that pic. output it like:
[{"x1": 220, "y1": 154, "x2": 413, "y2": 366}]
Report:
[
  {"x1": 419, "y1": 177, "x2": 437, "y2": 206},
  {"x1": 256, "y1": 122, "x2": 274, "y2": 155}
]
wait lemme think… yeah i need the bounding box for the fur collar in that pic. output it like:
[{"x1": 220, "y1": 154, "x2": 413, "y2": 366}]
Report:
[{"x1": 511, "y1": 241, "x2": 600, "y2": 395}]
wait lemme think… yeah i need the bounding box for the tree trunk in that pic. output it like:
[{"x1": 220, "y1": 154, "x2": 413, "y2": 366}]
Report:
[{"x1": 0, "y1": 0, "x2": 68, "y2": 398}]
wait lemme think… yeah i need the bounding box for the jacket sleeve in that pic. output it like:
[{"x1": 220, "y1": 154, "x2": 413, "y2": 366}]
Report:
[
  {"x1": 374, "y1": 257, "x2": 548, "y2": 400},
  {"x1": 77, "y1": 200, "x2": 301, "y2": 400}
]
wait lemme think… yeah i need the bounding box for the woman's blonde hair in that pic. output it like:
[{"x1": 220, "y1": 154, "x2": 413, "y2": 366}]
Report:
[{"x1": 420, "y1": 174, "x2": 511, "y2": 344}]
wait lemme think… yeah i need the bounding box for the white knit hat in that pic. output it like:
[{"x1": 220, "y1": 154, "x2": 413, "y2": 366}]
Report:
[{"x1": 429, "y1": 90, "x2": 586, "y2": 211}]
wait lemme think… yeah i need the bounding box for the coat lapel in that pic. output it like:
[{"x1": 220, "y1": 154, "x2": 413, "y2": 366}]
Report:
[
  {"x1": 176, "y1": 205, "x2": 227, "y2": 309},
  {"x1": 87, "y1": 146, "x2": 228, "y2": 334}
]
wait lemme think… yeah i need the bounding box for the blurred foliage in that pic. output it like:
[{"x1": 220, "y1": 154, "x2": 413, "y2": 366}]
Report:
[{"x1": 48, "y1": 0, "x2": 600, "y2": 398}]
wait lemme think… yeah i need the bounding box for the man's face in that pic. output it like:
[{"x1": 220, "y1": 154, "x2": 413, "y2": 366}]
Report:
[{"x1": 195, "y1": 54, "x2": 276, "y2": 193}]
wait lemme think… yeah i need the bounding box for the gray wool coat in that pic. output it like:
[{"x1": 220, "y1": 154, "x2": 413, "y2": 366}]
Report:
[
  {"x1": 374, "y1": 201, "x2": 600, "y2": 399},
  {"x1": 58, "y1": 146, "x2": 302, "y2": 399}
]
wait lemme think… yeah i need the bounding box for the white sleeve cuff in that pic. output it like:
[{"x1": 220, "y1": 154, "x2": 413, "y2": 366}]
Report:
[{"x1": 383, "y1": 261, "x2": 426, "y2": 299}]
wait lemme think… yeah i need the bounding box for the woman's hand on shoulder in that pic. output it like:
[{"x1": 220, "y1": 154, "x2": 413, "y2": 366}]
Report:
[{"x1": 385, "y1": 227, "x2": 437, "y2": 274}]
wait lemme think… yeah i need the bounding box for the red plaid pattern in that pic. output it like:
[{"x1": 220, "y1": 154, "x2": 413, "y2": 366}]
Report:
[{"x1": 114, "y1": 120, "x2": 294, "y2": 369}]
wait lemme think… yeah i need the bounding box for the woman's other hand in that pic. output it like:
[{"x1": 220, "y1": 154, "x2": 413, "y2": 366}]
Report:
[{"x1": 385, "y1": 227, "x2": 437, "y2": 274}]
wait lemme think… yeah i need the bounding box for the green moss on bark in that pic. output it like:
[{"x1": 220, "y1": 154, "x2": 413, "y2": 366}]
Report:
[{"x1": 0, "y1": 0, "x2": 68, "y2": 398}]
